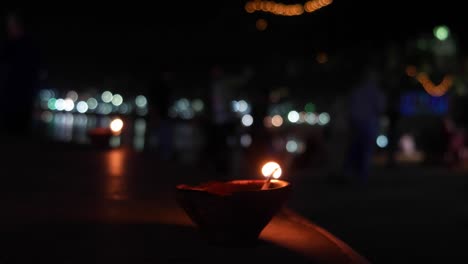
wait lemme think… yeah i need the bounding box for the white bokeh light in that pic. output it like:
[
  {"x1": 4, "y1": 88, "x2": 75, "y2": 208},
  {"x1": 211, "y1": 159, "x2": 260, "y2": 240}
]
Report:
[
  {"x1": 288, "y1": 111, "x2": 300, "y2": 123},
  {"x1": 241, "y1": 114, "x2": 254, "y2": 127},
  {"x1": 305, "y1": 113, "x2": 317, "y2": 125},
  {"x1": 66, "y1": 90, "x2": 78, "y2": 102},
  {"x1": 76, "y1": 101, "x2": 88, "y2": 113},
  {"x1": 232, "y1": 100, "x2": 240, "y2": 112},
  {"x1": 101, "y1": 91, "x2": 113, "y2": 103},
  {"x1": 318, "y1": 112, "x2": 330, "y2": 125},
  {"x1": 111, "y1": 94, "x2": 123, "y2": 106},
  {"x1": 286, "y1": 140, "x2": 298, "y2": 153},
  {"x1": 87, "y1": 98, "x2": 98, "y2": 110},
  {"x1": 55, "y1": 99, "x2": 65, "y2": 111},
  {"x1": 135, "y1": 95, "x2": 147, "y2": 107},
  {"x1": 376, "y1": 135, "x2": 388, "y2": 148},
  {"x1": 240, "y1": 134, "x2": 252, "y2": 148},
  {"x1": 192, "y1": 99, "x2": 204, "y2": 112},
  {"x1": 238, "y1": 100, "x2": 248, "y2": 113},
  {"x1": 64, "y1": 99, "x2": 75, "y2": 112}
]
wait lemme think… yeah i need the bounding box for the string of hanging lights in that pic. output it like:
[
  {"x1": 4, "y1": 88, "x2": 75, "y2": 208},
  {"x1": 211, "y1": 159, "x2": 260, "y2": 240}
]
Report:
[{"x1": 245, "y1": 0, "x2": 333, "y2": 16}]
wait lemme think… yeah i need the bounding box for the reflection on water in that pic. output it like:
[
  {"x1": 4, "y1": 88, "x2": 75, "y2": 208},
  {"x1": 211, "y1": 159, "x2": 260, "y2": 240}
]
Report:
[
  {"x1": 38, "y1": 111, "x2": 145, "y2": 150},
  {"x1": 37, "y1": 111, "x2": 207, "y2": 159},
  {"x1": 134, "y1": 118, "x2": 146, "y2": 151},
  {"x1": 106, "y1": 148, "x2": 128, "y2": 200},
  {"x1": 53, "y1": 112, "x2": 74, "y2": 142},
  {"x1": 109, "y1": 136, "x2": 121, "y2": 148}
]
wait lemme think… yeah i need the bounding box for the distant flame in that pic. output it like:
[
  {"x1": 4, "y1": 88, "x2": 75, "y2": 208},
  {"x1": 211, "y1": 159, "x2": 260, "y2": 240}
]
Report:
[
  {"x1": 110, "y1": 118, "x2": 124, "y2": 134},
  {"x1": 261, "y1": 161, "x2": 282, "y2": 179}
]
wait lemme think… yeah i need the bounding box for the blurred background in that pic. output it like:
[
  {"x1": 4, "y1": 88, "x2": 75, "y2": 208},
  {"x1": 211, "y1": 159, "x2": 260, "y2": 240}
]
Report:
[{"x1": 0, "y1": 1, "x2": 467, "y2": 263}]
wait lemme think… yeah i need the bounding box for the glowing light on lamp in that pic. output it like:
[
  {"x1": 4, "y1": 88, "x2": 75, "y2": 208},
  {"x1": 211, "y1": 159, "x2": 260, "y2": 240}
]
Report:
[
  {"x1": 262, "y1": 161, "x2": 282, "y2": 179},
  {"x1": 110, "y1": 118, "x2": 124, "y2": 134},
  {"x1": 261, "y1": 161, "x2": 282, "y2": 190}
]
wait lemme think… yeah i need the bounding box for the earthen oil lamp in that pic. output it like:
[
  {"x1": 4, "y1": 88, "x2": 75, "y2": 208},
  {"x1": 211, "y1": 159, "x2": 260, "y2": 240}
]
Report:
[
  {"x1": 176, "y1": 161, "x2": 291, "y2": 246},
  {"x1": 87, "y1": 118, "x2": 123, "y2": 147}
]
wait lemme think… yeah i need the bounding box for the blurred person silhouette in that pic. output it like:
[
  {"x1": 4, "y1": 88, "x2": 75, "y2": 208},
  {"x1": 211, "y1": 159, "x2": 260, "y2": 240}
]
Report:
[
  {"x1": 147, "y1": 65, "x2": 174, "y2": 160},
  {"x1": 0, "y1": 11, "x2": 40, "y2": 137},
  {"x1": 345, "y1": 68, "x2": 385, "y2": 184}
]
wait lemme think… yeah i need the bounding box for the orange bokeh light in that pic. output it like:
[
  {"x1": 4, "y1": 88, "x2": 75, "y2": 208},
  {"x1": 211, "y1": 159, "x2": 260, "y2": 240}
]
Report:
[
  {"x1": 406, "y1": 65, "x2": 417, "y2": 77},
  {"x1": 256, "y1": 18, "x2": 268, "y2": 31},
  {"x1": 316, "y1": 52, "x2": 328, "y2": 64},
  {"x1": 245, "y1": 0, "x2": 331, "y2": 16},
  {"x1": 272, "y1": 115, "x2": 284, "y2": 127},
  {"x1": 416, "y1": 72, "x2": 453, "y2": 97}
]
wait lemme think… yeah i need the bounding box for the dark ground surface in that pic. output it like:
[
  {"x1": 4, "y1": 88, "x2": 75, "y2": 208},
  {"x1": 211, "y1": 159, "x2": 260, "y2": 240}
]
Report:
[
  {"x1": 290, "y1": 165, "x2": 468, "y2": 263},
  {"x1": 1, "y1": 137, "x2": 467, "y2": 263}
]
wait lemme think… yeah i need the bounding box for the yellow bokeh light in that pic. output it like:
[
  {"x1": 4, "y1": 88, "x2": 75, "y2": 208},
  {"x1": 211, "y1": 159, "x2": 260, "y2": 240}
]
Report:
[{"x1": 262, "y1": 161, "x2": 282, "y2": 179}]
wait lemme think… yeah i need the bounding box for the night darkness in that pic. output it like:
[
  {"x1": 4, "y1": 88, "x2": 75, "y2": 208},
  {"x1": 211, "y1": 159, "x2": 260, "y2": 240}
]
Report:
[
  {"x1": 1, "y1": 2, "x2": 468, "y2": 263},
  {"x1": 1, "y1": 1, "x2": 465, "y2": 71}
]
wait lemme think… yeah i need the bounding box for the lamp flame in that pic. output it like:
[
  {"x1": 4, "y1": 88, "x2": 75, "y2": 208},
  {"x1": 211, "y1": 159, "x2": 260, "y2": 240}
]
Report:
[
  {"x1": 110, "y1": 118, "x2": 124, "y2": 134},
  {"x1": 262, "y1": 161, "x2": 282, "y2": 179}
]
